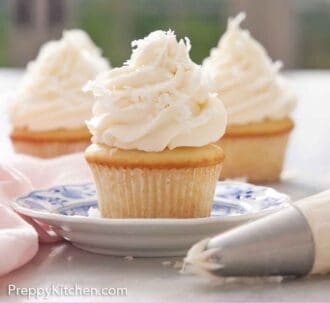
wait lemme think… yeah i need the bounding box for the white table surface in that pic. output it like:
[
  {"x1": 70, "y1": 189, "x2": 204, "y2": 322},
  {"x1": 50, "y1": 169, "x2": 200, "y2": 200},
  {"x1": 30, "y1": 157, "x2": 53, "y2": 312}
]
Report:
[{"x1": 0, "y1": 69, "x2": 330, "y2": 302}]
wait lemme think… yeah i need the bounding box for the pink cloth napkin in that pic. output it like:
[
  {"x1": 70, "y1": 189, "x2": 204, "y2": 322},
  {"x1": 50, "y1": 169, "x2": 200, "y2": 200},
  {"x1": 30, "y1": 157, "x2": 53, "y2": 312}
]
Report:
[{"x1": 0, "y1": 153, "x2": 92, "y2": 276}]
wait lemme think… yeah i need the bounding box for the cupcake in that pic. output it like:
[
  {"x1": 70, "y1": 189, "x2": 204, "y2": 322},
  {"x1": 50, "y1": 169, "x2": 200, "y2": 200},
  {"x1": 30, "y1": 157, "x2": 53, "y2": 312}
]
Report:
[
  {"x1": 203, "y1": 13, "x2": 296, "y2": 182},
  {"x1": 9, "y1": 30, "x2": 109, "y2": 158},
  {"x1": 84, "y1": 30, "x2": 227, "y2": 219}
]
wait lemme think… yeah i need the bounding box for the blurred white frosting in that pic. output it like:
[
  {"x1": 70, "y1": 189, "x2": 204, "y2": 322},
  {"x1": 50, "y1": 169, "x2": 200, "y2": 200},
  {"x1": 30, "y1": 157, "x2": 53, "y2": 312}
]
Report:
[
  {"x1": 9, "y1": 30, "x2": 109, "y2": 131},
  {"x1": 84, "y1": 30, "x2": 227, "y2": 152},
  {"x1": 203, "y1": 13, "x2": 296, "y2": 125}
]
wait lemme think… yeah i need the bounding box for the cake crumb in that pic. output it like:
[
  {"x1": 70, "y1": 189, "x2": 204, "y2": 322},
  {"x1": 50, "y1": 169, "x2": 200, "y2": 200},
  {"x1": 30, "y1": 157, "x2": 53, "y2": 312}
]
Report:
[{"x1": 124, "y1": 256, "x2": 134, "y2": 261}]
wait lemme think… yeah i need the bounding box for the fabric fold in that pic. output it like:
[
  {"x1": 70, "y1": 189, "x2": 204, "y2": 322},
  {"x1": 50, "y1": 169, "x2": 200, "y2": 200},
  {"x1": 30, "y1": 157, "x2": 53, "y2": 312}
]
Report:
[{"x1": 0, "y1": 152, "x2": 92, "y2": 276}]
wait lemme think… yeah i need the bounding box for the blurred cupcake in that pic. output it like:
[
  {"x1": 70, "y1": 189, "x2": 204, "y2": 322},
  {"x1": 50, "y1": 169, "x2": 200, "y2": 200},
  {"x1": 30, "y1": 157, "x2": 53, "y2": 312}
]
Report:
[
  {"x1": 84, "y1": 30, "x2": 227, "y2": 219},
  {"x1": 203, "y1": 13, "x2": 296, "y2": 182},
  {"x1": 9, "y1": 30, "x2": 109, "y2": 158}
]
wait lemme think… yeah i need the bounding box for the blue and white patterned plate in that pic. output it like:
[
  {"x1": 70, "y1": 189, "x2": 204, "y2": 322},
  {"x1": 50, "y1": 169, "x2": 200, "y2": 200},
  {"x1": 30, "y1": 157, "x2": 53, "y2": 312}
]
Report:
[{"x1": 12, "y1": 181, "x2": 290, "y2": 257}]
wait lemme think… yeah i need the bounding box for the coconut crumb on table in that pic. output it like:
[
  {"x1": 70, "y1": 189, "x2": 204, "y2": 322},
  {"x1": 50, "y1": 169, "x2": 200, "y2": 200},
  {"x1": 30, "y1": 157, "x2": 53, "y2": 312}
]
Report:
[
  {"x1": 182, "y1": 262, "x2": 284, "y2": 284},
  {"x1": 161, "y1": 260, "x2": 184, "y2": 270}
]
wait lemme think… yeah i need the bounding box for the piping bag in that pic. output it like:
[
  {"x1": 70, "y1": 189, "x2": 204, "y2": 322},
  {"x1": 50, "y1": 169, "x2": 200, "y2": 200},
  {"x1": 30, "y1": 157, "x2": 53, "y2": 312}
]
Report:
[{"x1": 184, "y1": 190, "x2": 330, "y2": 278}]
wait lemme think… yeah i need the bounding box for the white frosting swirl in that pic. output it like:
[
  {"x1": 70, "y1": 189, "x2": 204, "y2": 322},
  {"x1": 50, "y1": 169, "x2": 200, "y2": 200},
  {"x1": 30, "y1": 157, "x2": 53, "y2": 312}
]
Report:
[
  {"x1": 203, "y1": 13, "x2": 296, "y2": 125},
  {"x1": 84, "y1": 30, "x2": 227, "y2": 152},
  {"x1": 9, "y1": 30, "x2": 109, "y2": 131}
]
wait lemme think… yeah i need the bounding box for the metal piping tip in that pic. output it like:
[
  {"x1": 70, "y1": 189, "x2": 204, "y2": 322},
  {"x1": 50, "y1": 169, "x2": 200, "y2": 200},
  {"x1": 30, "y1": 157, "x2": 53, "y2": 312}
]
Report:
[{"x1": 185, "y1": 205, "x2": 315, "y2": 278}]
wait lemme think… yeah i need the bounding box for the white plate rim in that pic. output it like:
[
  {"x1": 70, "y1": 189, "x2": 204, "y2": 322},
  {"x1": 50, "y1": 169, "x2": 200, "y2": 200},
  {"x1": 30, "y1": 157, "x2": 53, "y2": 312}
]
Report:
[{"x1": 11, "y1": 200, "x2": 290, "y2": 227}]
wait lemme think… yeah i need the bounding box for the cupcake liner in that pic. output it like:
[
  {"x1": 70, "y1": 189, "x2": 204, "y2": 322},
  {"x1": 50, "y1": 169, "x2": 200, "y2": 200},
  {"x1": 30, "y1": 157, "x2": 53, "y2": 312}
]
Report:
[
  {"x1": 12, "y1": 140, "x2": 90, "y2": 158},
  {"x1": 88, "y1": 163, "x2": 222, "y2": 218},
  {"x1": 218, "y1": 132, "x2": 290, "y2": 183}
]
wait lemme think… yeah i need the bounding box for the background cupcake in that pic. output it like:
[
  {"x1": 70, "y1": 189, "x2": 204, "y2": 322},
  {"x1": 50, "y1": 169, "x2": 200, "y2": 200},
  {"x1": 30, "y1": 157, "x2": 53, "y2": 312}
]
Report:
[
  {"x1": 203, "y1": 13, "x2": 297, "y2": 182},
  {"x1": 9, "y1": 30, "x2": 109, "y2": 158},
  {"x1": 84, "y1": 30, "x2": 227, "y2": 219}
]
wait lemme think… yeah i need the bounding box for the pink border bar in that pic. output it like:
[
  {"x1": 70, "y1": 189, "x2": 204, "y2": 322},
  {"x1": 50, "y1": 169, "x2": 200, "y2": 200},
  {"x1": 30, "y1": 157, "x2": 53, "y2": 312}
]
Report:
[{"x1": 1, "y1": 303, "x2": 330, "y2": 330}]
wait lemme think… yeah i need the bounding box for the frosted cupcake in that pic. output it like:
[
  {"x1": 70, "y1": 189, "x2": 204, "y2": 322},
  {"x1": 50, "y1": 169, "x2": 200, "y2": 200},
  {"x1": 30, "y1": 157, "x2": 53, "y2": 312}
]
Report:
[
  {"x1": 203, "y1": 13, "x2": 296, "y2": 182},
  {"x1": 84, "y1": 30, "x2": 227, "y2": 219},
  {"x1": 9, "y1": 30, "x2": 109, "y2": 158}
]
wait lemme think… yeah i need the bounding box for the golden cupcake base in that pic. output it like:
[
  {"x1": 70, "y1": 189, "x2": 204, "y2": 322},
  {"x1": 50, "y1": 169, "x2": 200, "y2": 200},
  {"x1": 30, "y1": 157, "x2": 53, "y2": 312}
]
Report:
[
  {"x1": 10, "y1": 127, "x2": 91, "y2": 158},
  {"x1": 85, "y1": 144, "x2": 224, "y2": 218},
  {"x1": 218, "y1": 118, "x2": 294, "y2": 183}
]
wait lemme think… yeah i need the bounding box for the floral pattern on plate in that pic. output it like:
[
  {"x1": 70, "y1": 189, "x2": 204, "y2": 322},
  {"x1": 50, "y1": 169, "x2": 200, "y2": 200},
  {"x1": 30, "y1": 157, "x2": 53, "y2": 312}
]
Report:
[{"x1": 15, "y1": 181, "x2": 290, "y2": 218}]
